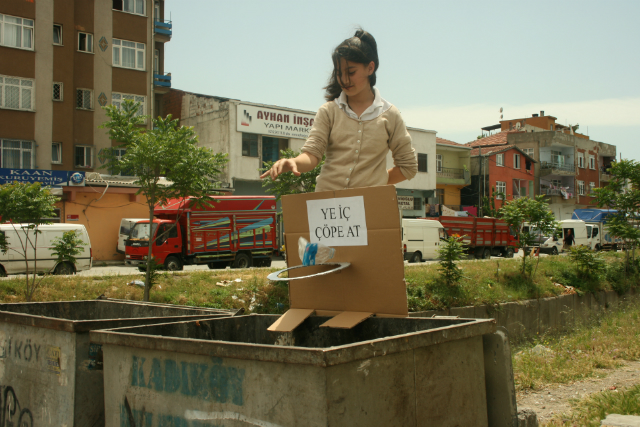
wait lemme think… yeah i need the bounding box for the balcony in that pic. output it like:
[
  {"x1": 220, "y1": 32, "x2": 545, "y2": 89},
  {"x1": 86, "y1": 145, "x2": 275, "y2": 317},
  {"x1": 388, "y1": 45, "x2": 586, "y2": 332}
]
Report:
[
  {"x1": 542, "y1": 187, "x2": 576, "y2": 204},
  {"x1": 154, "y1": 20, "x2": 172, "y2": 42},
  {"x1": 436, "y1": 167, "x2": 470, "y2": 185},
  {"x1": 539, "y1": 161, "x2": 575, "y2": 177},
  {"x1": 153, "y1": 72, "x2": 171, "y2": 94}
]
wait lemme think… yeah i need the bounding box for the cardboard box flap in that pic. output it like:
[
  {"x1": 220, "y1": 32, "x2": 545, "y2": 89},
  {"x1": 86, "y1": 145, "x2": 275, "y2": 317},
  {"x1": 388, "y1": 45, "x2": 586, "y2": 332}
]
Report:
[
  {"x1": 320, "y1": 311, "x2": 373, "y2": 329},
  {"x1": 267, "y1": 308, "x2": 314, "y2": 332}
]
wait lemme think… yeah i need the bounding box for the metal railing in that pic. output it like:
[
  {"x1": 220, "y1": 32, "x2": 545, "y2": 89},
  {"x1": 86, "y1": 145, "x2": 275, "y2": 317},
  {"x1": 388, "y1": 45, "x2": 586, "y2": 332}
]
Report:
[
  {"x1": 154, "y1": 20, "x2": 172, "y2": 37},
  {"x1": 540, "y1": 161, "x2": 575, "y2": 173},
  {"x1": 153, "y1": 72, "x2": 171, "y2": 88},
  {"x1": 436, "y1": 167, "x2": 465, "y2": 179},
  {"x1": 543, "y1": 188, "x2": 575, "y2": 197}
]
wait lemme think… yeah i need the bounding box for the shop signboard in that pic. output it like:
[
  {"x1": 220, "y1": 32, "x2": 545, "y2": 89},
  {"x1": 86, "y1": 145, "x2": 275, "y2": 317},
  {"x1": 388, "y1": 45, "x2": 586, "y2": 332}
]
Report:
[
  {"x1": 0, "y1": 168, "x2": 85, "y2": 186},
  {"x1": 397, "y1": 196, "x2": 414, "y2": 210},
  {"x1": 237, "y1": 104, "x2": 316, "y2": 139}
]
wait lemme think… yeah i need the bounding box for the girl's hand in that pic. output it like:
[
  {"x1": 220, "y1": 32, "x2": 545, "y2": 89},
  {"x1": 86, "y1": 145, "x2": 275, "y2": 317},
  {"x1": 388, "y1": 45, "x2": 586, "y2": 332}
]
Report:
[{"x1": 260, "y1": 158, "x2": 301, "y2": 180}]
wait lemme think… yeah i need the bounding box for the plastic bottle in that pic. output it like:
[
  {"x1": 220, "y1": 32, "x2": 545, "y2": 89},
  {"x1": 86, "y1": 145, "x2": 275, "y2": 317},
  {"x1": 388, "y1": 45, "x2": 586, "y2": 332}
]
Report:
[{"x1": 298, "y1": 237, "x2": 336, "y2": 266}]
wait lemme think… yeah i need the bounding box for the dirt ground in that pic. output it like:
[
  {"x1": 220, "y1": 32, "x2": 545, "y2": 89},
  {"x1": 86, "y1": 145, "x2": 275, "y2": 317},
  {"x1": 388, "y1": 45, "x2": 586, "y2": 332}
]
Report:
[{"x1": 516, "y1": 360, "x2": 640, "y2": 423}]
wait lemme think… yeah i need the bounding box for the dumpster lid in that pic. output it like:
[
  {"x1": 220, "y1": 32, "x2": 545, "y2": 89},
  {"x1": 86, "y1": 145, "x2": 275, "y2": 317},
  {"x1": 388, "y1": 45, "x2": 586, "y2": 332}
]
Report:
[{"x1": 276, "y1": 186, "x2": 407, "y2": 331}]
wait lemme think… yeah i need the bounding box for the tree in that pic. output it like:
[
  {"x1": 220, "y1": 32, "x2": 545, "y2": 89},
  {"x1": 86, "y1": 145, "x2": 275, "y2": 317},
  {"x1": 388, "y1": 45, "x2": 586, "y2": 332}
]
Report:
[
  {"x1": 482, "y1": 186, "x2": 505, "y2": 218},
  {"x1": 594, "y1": 159, "x2": 640, "y2": 273},
  {"x1": 100, "y1": 99, "x2": 228, "y2": 301},
  {"x1": 0, "y1": 182, "x2": 59, "y2": 301},
  {"x1": 260, "y1": 149, "x2": 324, "y2": 201},
  {"x1": 499, "y1": 195, "x2": 557, "y2": 277},
  {"x1": 51, "y1": 230, "x2": 88, "y2": 270}
]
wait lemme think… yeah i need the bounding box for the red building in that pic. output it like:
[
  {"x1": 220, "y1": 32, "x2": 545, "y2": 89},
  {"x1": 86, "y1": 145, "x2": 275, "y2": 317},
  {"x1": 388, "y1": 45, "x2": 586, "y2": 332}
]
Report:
[{"x1": 461, "y1": 144, "x2": 536, "y2": 212}]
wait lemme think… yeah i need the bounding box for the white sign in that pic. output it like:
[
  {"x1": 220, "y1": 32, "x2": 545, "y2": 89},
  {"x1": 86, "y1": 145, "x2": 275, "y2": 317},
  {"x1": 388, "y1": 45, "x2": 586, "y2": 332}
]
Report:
[
  {"x1": 397, "y1": 196, "x2": 414, "y2": 210},
  {"x1": 237, "y1": 104, "x2": 316, "y2": 139},
  {"x1": 306, "y1": 196, "x2": 368, "y2": 246}
]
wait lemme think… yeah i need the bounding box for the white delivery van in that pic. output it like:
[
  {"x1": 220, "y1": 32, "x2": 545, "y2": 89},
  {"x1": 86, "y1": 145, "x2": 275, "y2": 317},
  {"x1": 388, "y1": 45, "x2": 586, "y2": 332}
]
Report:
[
  {"x1": 559, "y1": 219, "x2": 589, "y2": 252},
  {"x1": 117, "y1": 218, "x2": 146, "y2": 254},
  {"x1": 0, "y1": 223, "x2": 92, "y2": 275},
  {"x1": 402, "y1": 219, "x2": 447, "y2": 263}
]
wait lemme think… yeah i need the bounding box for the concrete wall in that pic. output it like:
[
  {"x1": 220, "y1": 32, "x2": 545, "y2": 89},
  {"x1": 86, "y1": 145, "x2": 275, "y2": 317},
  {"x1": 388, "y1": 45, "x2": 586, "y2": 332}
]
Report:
[
  {"x1": 395, "y1": 127, "x2": 436, "y2": 191},
  {"x1": 411, "y1": 289, "x2": 639, "y2": 342},
  {"x1": 59, "y1": 189, "x2": 148, "y2": 261}
]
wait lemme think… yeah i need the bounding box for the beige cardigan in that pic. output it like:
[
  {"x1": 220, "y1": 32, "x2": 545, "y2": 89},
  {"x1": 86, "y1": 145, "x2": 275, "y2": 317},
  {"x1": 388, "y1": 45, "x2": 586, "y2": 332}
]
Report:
[{"x1": 301, "y1": 101, "x2": 417, "y2": 192}]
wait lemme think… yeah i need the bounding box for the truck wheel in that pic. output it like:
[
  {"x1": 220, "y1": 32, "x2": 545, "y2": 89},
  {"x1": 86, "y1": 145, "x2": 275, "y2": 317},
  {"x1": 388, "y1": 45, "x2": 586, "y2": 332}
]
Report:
[
  {"x1": 137, "y1": 266, "x2": 146, "y2": 272},
  {"x1": 474, "y1": 248, "x2": 484, "y2": 259},
  {"x1": 55, "y1": 262, "x2": 74, "y2": 275},
  {"x1": 164, "y1": 256, "x2": 183, "y2": 271},
  {"x1": 482, "y1": 248, "x2": 491, "y2": 259},
  {"x1": 409, "y1": 252, "x2": 422, "y2": 263},
  {"x1": 0, "y1": 265, "x2": 7, "y2": 277},
  {"x1": 234, "y1": 253, "x2": 251, "y2": 269},
  {"x1": 551, "y1": 247, "x2": 558, "y2": 255},
  {"x1": 594, "y1": 244, "x2": 601, "y2": 251},
  {"x1": 505, "y1": 247, "x2": 515, "y2": 258}
]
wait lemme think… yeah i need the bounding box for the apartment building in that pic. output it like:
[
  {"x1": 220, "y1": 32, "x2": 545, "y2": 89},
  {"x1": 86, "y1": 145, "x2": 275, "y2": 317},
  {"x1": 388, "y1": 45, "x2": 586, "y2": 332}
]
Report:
[
  {"x1": 467, "y1": 112, "x2": 616, "y2": 219},
  {"x1": 163, "y1": 88, "x2": 439, "y2": 217},
  {"x1": 0, "y1": 0, "x2": 171, "y2": 261},
  {"x1": 433, "y1": 137, "x2": 471, "y2": 211},
  {"x1": 0, "y1": 0, "x2": 171, "y2": 173}
]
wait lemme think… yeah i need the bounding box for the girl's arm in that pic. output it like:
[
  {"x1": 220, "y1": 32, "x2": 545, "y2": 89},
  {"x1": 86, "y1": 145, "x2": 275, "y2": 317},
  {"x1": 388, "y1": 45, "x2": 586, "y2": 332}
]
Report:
[
  {"x1": 387, "y1": 167, "x2": 407, "y2": 185},
  {"x1": 260, "y1": 152, "x2": 319, "y2": 181}
]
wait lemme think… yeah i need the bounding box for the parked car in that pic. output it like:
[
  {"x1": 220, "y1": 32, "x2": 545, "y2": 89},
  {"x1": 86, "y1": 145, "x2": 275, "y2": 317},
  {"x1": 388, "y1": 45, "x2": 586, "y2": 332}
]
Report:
[{"x1": 0, "y1": 223, "x2": 92, "y2": 275}]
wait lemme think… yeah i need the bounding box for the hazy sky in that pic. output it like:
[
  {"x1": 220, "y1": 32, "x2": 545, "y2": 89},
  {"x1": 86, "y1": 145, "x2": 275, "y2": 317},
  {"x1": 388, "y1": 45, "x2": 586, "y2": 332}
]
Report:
[{"x1": 165, "y1": 0, "x2": 639, "y2": 160}]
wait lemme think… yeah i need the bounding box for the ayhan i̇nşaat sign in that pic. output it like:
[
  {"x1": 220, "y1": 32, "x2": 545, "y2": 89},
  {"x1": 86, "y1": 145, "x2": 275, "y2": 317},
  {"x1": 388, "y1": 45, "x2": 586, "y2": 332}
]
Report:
[{"x1": 237, "y1": 104, "x2": 316, "y2": 139}]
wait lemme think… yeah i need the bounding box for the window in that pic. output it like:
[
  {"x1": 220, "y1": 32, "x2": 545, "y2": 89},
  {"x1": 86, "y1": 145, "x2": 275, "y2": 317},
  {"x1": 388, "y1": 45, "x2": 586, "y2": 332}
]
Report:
[
  {"x1": 52, "y1": 142, "x2": 62, "y2": 164},
  {"x1": 78, "y1": 32, "x2": 93, "y2": 53},
  {"x1": 154, "y1": 1, "x2": 160, "y2": 20},
  {"x1": 113, "y1": 0, "x2": 146, "y2": 15},
  {"x1": 0, "y1": 139, "x2": 35, "y2": 168},
  {"x1": 418, "y1": 153, "x2": 428, "y2": 172},
  {"x1": 0, "y1": 75, "x2": 34, "y2": 111},
  {"x1": 75, "y1": 145, "x2": 94, "y2": 168},
  {"x1": 242, "y1": 133, "x2": 258, "y2": 157},
  {"x1": 112, "y1": 92, "x2": 146, "y2": 116},
  {"x1": 154, "y1": 49, "x2": 159, "y2": 74},
  {"x1": 523, "y1": 148, "x2": 534, "y2": 158},
  {"x1": 578, "y1": 152, "x2": 585, "y2": 168},
  {"x1": 110, "y1": 147, "x2": 133, "y2": 176},
  {"x1": 435, "y1": 154, "x2": 442, "y2": 173},
  {"x1": 53, "y1": 82, "x2": 63, "y2": 101},
  {"x1": 589, "y1": 155, "x2": 596, "y2": 170},
  {"x1": 0, "y1": 14, "x2": 34, "y2": 50},
  {"x1": 496, "y1": 181, "x2": 506, "y2": 199},
  {"x1": 496, "y1": 153, "x2": 504, "y2": 166},
  {"x1": 551, "y1": 150, "x2": 564, "y2": 165},
  {"x1": 578, "y1": 180, "x2": 585, "y2": 196},
  {"x1": 76, "y1": 89, "x2": 93, "y2": 109},
  {"x1": 53, "y1": 24, "x2": 62, "y2": 45},
  {"x1": 113, "y1": 38, "x2": 145, "y2": 70},
  {"x1": 514, "y1": 153, "x2": 521, "y2": 169},
  {"x1": 589, "y1": 182, "x2": 595, "y2": 195},
  {"x1": 550, "y1": 124, "x2": 553, "y2": 130},
  {"x1": 592, "y1": 227, "x2": 599, "y2": 238}
]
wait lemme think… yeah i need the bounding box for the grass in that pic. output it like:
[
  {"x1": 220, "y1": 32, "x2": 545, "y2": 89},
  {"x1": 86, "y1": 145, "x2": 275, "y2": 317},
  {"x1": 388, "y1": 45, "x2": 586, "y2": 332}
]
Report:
[
  {"x1": 542, "y1": 385, "x2": 640, "y2": 426},
  {"x1": 513, "y1": 302, "x2": 640, "y2": 392}
]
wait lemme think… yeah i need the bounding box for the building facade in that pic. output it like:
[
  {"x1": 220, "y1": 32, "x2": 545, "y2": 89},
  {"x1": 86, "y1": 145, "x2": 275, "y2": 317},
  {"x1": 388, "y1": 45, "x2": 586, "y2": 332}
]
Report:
[
  {"x1": 164, "y1": 88, "x2": 438, "y2": 217},
  {"x1": 434, "y1": 137, "x2": 471, "y2": 211},
  {"x1": 468, "y1": 112, "x2": 616, "y2": 220}
]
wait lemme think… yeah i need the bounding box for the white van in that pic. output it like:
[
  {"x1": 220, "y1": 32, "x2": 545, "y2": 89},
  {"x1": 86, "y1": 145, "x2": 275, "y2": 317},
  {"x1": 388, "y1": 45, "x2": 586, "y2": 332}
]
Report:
[
  {"x1": 559, "y1": 219, "x2": 589, "y2": 252},
  {"x1": 117, "y1": 218, "x2": 146, "y2": 254},
  {"x1": 0, "y1": 223, "x2": 92, "y2": 275},
  {"x1": 402, "y1": 219, "x2": 447, "y2": 263}
]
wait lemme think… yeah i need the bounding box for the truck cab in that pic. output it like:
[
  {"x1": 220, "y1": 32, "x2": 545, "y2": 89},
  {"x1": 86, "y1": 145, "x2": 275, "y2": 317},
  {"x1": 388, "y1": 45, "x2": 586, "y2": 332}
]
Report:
[{"x1": 125, "y1": 220, "x2": 182, "y2": 270}]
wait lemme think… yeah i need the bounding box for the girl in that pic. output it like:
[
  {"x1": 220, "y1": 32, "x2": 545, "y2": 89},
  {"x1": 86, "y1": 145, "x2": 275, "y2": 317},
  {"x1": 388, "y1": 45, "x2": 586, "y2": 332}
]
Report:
[{"x1": 260, "y1": 29, "x2": 417, "y2": 192}]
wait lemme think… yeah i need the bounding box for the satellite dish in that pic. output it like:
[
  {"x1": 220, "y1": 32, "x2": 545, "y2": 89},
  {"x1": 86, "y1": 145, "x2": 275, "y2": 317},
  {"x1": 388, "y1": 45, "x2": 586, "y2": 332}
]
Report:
[
  {"x1": 500, "y1": 114, "x2": 503, "y2": 119},
  {"x1": 500, "y1": 107, "x2": 503, "y2": 113}
]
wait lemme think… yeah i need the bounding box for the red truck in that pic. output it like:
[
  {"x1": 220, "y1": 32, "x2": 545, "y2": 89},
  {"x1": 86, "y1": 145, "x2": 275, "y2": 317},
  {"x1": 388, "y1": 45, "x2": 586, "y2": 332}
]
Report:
[
  {"x1": 425, "y1": 216, "x2": 518, "y2": 259},
  {"x1": 125, "y1": 196, "x2": 278, "y2": 271}
]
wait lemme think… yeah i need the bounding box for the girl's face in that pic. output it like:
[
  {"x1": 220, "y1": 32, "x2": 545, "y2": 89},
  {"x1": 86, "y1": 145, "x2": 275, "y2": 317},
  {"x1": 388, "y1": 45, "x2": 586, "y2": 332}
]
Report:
[{"x1": 338, "y1": 58, "x2": 375, "y2": 98}]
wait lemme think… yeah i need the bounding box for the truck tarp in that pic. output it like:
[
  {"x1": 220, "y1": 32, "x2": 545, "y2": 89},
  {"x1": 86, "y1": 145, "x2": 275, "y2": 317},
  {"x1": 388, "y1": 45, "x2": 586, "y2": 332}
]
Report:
[{"x1": 572, "y1": 209, "x2": 619, "y2": 224}]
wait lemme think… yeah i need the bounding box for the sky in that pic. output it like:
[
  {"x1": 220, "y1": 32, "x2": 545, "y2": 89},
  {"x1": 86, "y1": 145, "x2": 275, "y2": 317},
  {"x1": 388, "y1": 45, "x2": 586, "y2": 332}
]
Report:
[{"x1": 164, "y1": 0, "x2": 640, "y2": 160}]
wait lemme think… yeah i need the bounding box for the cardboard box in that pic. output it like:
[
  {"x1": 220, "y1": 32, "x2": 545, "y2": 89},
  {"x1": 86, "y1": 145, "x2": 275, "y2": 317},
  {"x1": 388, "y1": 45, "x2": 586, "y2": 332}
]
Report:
[{"x1": 268, "y1": 185, "x2": 408, "y2": 332}]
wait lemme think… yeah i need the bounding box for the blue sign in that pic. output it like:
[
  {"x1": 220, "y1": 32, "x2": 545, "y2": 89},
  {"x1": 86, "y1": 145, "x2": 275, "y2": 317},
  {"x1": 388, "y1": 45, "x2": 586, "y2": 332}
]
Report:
[{"x1": 0, "y1": 168, "x2": 85, "y2": 186}]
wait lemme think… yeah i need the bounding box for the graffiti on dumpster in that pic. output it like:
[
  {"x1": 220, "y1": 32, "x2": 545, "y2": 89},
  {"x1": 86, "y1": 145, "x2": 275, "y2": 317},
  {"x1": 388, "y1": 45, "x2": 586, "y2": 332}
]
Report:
[
  {"x1": 0, "y1": 337, "x2": 42, "y2": 364},
  {"x1": 120, "y1": 400, "x2": 225, "y2": 427},
  {"x1": 88, "y1": 343, "x2": 103, "y2": 370},
  {"x1": 46, "y1": 346, "x2": 62, "y2": 375},
  {"x1": 130, "y1": 356, "x2": 245, "y2": 406},
  {"x1": 0, "y1": 386, "x2": 33, "y2": 427}
]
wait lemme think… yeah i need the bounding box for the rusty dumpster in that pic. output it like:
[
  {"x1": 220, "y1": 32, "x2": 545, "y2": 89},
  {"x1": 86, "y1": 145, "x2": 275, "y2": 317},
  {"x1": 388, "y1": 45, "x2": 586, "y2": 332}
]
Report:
[
  {"x1": 91, "y1": 314, "x2": 500, "y2": 427},
  {"x1": 0, "y1": 300, "x2": 234, "y2": 426}
]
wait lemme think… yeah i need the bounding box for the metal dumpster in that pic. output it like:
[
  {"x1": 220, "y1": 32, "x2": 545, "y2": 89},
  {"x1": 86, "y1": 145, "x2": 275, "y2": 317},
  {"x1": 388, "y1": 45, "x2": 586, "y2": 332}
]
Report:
[
  {"x1": 92, "y1": 314, "x2": 497, "y2": 427},
  {"x1": 0, "y1": 300, "x2": 234, "y2": 427}
]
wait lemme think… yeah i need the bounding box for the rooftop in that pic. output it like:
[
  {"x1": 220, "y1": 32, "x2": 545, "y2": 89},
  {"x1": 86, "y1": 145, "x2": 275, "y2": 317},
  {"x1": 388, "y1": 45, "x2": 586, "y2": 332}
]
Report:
[{"x1": 466, "y1": 130, "x2": 522, "y2": 148}]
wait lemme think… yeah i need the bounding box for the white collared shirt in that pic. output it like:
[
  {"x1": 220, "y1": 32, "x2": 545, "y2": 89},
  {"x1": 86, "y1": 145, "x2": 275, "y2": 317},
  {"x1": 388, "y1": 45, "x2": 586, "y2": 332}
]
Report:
[{"x1": 334, "y1": 86, "x2": 392, "y2": 121}]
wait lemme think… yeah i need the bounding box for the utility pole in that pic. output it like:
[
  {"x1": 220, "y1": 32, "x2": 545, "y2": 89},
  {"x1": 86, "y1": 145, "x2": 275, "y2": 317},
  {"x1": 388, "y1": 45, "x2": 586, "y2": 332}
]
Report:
[{"x1": 478, "y1": 147, "x2": 482, "y2": 216}]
